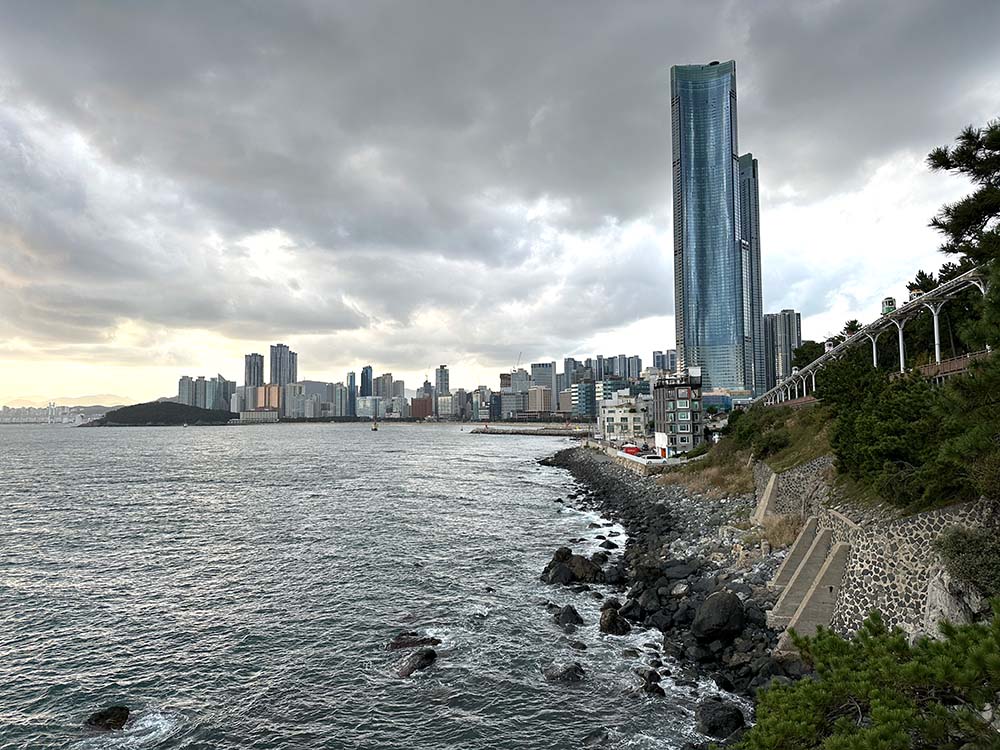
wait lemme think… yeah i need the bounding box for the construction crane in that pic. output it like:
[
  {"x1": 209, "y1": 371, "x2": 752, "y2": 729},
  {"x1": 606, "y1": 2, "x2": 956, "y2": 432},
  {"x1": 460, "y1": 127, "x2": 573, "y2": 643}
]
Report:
[{"x1": 512, "y1": 351, "x2": 522, "y2": 373}]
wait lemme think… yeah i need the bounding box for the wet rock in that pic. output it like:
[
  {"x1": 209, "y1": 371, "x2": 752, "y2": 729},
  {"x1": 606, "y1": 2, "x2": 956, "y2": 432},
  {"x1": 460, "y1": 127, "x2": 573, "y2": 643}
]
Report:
[
  {"x1": 387, "y1": 631, "x2": 442, "y2": 651},
  {"x1": 569, "y1": 640, "x2": 588, "y2": 651},
  {"x1": 85, "y1": 706, "x2": 129, "y2": 731},
  {"x1": 691, "y1": 591, "x2": 745, "y2": 643},
  {"x1": 541, "y1": 547, "x2": 605, "y2": 585},
  {"x1": 582, "y1": 728, "x2": 610, "y2": 746},
  {"x1": 398, "y1": 648, "x2": 437, "y2": 677},
  {"x1": 695, "y1": 698, "x2": 745, "y2": 738},
  {"x1": 599, "y1": 608, "x2": 632, "y2": 636},
  {"x1": 543, "y1": 662, "x2": 586, "y2": 683},
  {"x1": 555, "y1": 605, "x2": 584, "y2": 627},
  {"x1": 670, "y1": 582, "x2": 691, "y2": 597},
  {"x1": 599, "y1": 540, "x2": 619, "y2": 550},
  {"x1": 622, "y1": 648, "x2": 640, "y2": 658},
  {"x1": 601, "y1": 597, "x2": 622, "y2": 611},
  {"x1": 618, "y1": 599, "x2": 642, "y2": 622}
]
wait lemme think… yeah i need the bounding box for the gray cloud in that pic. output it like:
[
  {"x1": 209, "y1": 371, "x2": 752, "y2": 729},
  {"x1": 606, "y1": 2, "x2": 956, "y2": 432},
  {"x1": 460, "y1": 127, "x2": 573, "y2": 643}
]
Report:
[{"x1": 0, "y1": 0, "x2": 998, "y2": 379}]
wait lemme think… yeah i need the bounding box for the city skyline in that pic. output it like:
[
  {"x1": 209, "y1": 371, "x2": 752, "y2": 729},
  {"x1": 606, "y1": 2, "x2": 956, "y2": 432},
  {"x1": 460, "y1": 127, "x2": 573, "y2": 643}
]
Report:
[{"x1": 2, "y1": 4, "x2": 999, "y2": 404}]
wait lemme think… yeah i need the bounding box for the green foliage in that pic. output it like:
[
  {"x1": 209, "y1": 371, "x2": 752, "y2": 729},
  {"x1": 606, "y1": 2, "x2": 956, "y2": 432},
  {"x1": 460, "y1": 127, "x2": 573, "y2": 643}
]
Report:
[
  {"x1": 819, "y1": 351, "x2": 1000, "y2": 510},
  {"x1": 754, "y1": 427, "x2": 791, "y2": 458},
  {"x1": 937, "y1": 527, "x2": 1000, "y2": 598},
  {"x1": 96, "y1": 401, "x2": 235, "y2": 426},
  {"x1": 928, "y1": 119, "x2": 1000, "y2": 348},
  {"x1": 739, "y1": 606, "x2": 1000, "y2": 750},
  {"x1": 794, "y1": 340, "x2": 826, "y2": 369}
]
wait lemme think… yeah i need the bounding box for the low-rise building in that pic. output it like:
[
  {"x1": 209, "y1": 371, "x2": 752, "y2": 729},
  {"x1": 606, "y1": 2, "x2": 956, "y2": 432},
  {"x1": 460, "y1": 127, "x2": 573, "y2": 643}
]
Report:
[
  {"x1": 598, "y1": 390, "x2": 652, "y2": 441},
  {"x1": 652, "y1": 367, "x2": 704, "y2": 457}
]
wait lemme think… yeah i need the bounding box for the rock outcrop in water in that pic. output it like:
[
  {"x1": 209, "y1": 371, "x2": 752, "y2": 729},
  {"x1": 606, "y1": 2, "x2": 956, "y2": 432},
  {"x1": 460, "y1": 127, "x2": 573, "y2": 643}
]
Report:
[
  {"x1": 386, "y1": 631, "x2": 442, "y2": 650},
  {"x1": 543, "y1": 662, "x2": 586, "y2": 683},
  {"x1": 398, "y1": 647, "x2": 437, "y2": 677},
  {"x1": 85, "y1": 706, "x2": 130, "y2": 730},
  {"x1": 554, "y1": 604, "x2": 584, "y2": 627},
  {"x1": 541, "y1": 547, "x2": 604, "y2": 585}
]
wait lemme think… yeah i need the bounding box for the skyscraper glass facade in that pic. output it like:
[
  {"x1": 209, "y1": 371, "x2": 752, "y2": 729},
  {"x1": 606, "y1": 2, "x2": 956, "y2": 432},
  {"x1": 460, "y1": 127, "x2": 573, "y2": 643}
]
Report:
[
  {"x1": 739, "y1": 154, "x2": 765, "y2": 396},
  {"x1": 671, "y1": 60, "x2": 756, "y2": 394}
]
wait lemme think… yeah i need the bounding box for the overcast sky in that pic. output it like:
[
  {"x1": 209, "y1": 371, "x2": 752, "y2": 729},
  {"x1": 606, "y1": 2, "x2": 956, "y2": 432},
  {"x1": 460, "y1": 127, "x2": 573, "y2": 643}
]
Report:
[{"x1": 2, "y1": 1, "x2": 999, "y2": 404}]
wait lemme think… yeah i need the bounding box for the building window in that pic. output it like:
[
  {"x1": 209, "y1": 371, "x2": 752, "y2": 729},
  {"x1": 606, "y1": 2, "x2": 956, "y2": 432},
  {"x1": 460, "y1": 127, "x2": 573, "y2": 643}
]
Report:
[
  {"x1": 678, "y1": 412, "x2": 690, "y2": 421},
  {"x1": 677, "y1": 399, "x2": 689, "y2": 408}
]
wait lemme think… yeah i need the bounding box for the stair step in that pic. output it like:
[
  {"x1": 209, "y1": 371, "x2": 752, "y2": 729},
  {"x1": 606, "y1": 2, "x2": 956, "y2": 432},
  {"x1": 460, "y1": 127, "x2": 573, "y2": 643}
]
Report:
[
  {"x1": 778, "y1": 542, "x2": 852, "y2": 650},
  {"x1": 767, "y1": 528, "x2": 831, "y2": 628},
  {"x1": 769, "y1": 516, "x2": 818, "y2": 591}
]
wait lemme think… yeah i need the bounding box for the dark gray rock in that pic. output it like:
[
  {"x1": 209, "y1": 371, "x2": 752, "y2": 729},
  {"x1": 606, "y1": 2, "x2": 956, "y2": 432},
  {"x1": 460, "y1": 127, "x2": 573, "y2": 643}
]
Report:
[
  {"x1": 691, "y1": 591, "x2": 745, "y2": 643},
  {"x1": 618, "y1": 599, "x2": 643, "y2": 622},
  {"x1": 398, "y1": 648, "x2": 437, "y2": 677},
  {"x1": 599, "y1": 607, "x2": 632, "y2": 636},
  {"x1": 695, "y1": 698, "x2": 745, "y2": 738},
  {"x1": 85, "y1": 706, "x2": 129, "y2": 731},
  {"x1": 555, "y1": 605, "x2": 584, "y2": 627},
  {"x1": 543, "y1": 662, "x2": 586, "y2": 683}
]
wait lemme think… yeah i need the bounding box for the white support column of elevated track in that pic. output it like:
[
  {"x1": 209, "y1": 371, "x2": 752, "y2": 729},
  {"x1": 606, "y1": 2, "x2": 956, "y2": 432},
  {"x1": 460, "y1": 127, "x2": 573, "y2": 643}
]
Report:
[
  {"x1": 923, "y1": 300, "x2": 947, "y2": 364},
  {"x1": 751, "y1": 265, "x2": 987, "y2": 407}
]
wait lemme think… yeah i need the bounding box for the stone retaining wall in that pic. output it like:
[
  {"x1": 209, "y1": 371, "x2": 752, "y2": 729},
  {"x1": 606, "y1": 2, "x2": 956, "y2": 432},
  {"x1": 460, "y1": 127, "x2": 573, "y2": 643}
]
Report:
[
  {"x1": 830, "y1": 499, "x2": 989, "y2": 640},
  {"x1": 771, "y1": 456, "x2": 834, "y2": 516}
]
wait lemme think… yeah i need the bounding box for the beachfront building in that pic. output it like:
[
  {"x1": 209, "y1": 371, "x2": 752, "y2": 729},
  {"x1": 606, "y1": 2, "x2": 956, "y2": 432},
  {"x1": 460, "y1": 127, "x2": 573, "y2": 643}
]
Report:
[
  {"x1": 652, "y1": 367, "x2": 704, "y2": 457},
  {"x1": 598, "y1": 390, "x2": 652, "y2": 441}
]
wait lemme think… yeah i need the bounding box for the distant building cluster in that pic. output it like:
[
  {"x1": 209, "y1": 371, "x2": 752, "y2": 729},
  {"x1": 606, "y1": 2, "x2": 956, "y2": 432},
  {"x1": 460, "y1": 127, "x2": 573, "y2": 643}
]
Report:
[{"x1": 0, "y1": 404, "x2": 102, "y2": 425}]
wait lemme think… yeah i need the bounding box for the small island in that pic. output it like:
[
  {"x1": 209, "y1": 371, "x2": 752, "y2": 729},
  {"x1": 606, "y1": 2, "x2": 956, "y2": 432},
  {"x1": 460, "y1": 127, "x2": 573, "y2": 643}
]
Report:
[{"x1": 87, "y1": 401, "x2": 235, "y2": 427}]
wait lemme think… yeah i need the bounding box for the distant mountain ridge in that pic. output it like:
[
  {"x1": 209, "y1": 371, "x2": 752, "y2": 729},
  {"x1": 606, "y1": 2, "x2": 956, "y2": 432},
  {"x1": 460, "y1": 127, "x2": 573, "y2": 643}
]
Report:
[
  {"x1": 5, "y1": 394, "x2": 131, "y2": 408},
  {"x1": 89, "y1": 401, "x2": 234, "y2": 426}
]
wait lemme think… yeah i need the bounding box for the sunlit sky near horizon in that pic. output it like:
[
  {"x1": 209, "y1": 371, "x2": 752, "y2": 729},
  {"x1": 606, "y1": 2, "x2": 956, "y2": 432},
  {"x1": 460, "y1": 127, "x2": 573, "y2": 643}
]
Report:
[{"x1": 2, "y1": 1, "x2": 999, "y2": 405}]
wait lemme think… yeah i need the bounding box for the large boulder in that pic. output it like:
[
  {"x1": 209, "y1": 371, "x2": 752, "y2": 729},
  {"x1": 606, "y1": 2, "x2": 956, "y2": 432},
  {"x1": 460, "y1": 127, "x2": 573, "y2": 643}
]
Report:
[
  {"x1": 690, "y1": 591, "x2": 745, "y2": 643},
  {"x1": 398, "y1": 648, "x2": 437, "y2": 677},
  {"x1": 599, "y1": 608, "x2": 632, "y2": 636},
  {"x1": 541, "y1": 547, "x2": 605, "y2": 585},
  {"x1": 618, "y1": 599, "x2": 643, "y2": 622},
  {"x1": 543, "y1": 662, "x2": 586, "y2": 683},
  {"x1": 555, "y1": 605, "x2": 584, "y2": 627},
  {"x1": 695, "y1": 698, "x2": 745, "y2": 738},
  {"x1": 85, "y1": 706, "x2": 129, "y2": 731}
]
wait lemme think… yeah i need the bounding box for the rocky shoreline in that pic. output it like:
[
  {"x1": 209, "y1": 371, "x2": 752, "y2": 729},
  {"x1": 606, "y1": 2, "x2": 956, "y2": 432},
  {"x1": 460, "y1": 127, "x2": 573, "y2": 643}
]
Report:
[{"x1": 538, "y1": 446, "x2": 810, "y2": 746}]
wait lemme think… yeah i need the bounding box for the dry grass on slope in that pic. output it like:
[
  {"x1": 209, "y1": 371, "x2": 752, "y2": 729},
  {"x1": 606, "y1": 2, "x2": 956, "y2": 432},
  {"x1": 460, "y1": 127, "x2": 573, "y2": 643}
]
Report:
[{"x1": 657, "y1": 439, "x2": 754, "y2": 499}]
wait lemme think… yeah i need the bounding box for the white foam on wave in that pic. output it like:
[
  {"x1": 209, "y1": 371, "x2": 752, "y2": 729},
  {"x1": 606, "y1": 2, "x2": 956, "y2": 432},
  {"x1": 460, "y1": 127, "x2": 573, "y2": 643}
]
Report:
[{"x1": 70, "y1": 709, "x2": 185, "y2": 749}]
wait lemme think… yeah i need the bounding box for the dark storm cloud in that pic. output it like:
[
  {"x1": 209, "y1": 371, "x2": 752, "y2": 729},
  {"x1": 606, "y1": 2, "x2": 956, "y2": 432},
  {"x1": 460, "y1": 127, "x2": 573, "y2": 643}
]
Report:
[{"x1": 0, "y1": 0, "x2": 998, "y2": 370}]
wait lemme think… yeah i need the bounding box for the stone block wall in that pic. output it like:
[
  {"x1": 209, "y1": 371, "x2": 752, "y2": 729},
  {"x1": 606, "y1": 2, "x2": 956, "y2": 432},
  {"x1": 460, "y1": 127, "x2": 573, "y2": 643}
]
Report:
[
  {"x1": 830, "y1": 499, "x2": 989, "y2": 640},
  {"x1": 771, "y1": 455, "x2": 834, "y2": 516}
]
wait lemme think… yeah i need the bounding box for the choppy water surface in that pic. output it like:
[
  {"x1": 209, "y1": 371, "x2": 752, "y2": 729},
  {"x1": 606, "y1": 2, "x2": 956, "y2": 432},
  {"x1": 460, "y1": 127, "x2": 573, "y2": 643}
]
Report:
[{"x1": 0, "y1": 423, "x2": 720, "y2": 749}]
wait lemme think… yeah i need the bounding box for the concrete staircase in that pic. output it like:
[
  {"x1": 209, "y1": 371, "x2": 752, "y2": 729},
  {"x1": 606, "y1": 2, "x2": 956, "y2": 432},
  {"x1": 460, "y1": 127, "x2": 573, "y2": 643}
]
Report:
[{"x1": 767, "y1": 516, "x2": 851, "y2": 649}]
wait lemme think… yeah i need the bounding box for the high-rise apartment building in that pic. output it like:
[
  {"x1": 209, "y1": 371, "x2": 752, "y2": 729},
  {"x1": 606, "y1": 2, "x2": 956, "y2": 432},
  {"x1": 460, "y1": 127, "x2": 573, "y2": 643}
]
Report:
[
  {"x1": 434, "y1": 365, "x2": 450, "y2": 396},
  {"x1": 360, "y1": 365, "x2": 373, "y2": 397},
  {"x1": 244, "y1": 353, "x2": 265, "y2": 387},
  {"x1": 346, "y1": 371, "x2": 357, "y2": 417},
  {"x1": 627, "y1": 355, "x2": 643, "y2": 380},
  {"x1": 374, "y1": 373, "x2": 393, "y2": 400},
  {"x1": 763, "y1": 309, "x2": 802, "y2": 390},
  {"x1": 739, "y1": 154, "x2": 766, "y2": 396},
  {"x1": 177, "y1": 376, "x2": 195, "y2": 406},
  {"x1": 530, "y1": 362, "x2": 557, "y2": 398},
  {"x1": 671, "y1": 60, "x2": 759, "y2": 394},
  {"x1": 392, "y1": 380, "x2": 406, "y2": 398},
  {"x1": 269, "y1": 343, "x2": 297, "y2": 386}
]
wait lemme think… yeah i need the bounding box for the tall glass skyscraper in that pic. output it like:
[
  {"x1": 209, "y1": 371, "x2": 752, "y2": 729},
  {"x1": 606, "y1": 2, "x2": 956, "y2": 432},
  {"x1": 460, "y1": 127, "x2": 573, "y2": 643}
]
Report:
[
  {"x1": 739, "y1": 154, "x2": 766, "y2": 396},
  {"x1": 671, "y1": 60, "x2": 760, "y2": 394}
]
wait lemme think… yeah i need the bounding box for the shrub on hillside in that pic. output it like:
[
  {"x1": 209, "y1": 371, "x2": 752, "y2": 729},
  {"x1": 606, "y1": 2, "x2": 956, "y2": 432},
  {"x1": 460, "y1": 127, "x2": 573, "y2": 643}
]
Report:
[
  {"x1": 753, "y1": 427, "x2": 791, "y2": 458},
  {"x1": 738, "y1": 607, "x2": 1000, "y2": 750},
  {"x1": 936, "y1": 527, "x2": 1000, "y2": 598}
]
